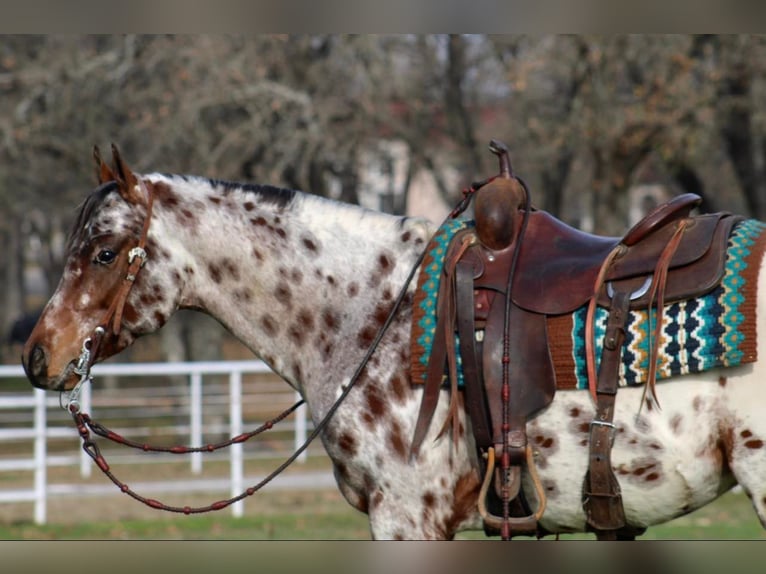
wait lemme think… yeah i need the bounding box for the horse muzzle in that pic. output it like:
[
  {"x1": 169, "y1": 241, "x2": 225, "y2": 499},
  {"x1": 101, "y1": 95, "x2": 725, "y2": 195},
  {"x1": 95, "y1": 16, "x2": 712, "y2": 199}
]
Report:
[{"x1": 22, "y1": 342, "x2": 75, "y2": 391}]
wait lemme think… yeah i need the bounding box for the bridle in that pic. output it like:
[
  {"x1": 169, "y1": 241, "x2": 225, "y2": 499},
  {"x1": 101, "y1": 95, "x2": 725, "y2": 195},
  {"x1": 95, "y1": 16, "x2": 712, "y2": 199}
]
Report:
[
  {"x1": 61, "y1": 176, "x2": 431, "y2": 514},
  {"x1": 63, "y1": 180, "x2": 154, "y2": 412}
]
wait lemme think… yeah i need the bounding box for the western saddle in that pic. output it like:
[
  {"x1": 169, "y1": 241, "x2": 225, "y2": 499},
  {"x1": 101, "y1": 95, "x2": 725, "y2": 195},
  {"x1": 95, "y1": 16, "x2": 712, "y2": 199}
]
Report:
[{"x1": 410, "y1": 140, "x2": 742, "y2": 540}]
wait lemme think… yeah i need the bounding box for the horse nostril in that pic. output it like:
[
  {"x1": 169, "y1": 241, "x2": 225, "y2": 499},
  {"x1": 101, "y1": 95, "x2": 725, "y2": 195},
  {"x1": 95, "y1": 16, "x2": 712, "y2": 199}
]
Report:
[{"x1": 24, "y1": 344, "x2": 49, "y2": 383}]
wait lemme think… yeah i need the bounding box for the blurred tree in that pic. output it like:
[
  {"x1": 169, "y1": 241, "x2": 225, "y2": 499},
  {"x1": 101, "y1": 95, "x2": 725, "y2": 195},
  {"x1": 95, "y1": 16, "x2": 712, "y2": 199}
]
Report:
[{"x1": 2, "y1": 34, "x2": 765, "y2": 363}]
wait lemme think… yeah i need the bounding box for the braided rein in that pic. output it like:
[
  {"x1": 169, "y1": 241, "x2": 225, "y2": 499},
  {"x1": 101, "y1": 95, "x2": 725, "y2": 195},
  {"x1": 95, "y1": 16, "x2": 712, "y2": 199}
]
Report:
[{"x1": 68, "y1": 400, "x2": 304, "y2": 514}]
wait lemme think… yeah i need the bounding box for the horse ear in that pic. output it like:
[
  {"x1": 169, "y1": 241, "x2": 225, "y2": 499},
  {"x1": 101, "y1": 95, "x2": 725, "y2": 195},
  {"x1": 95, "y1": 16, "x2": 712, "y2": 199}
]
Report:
[
  {"x1": 110, "y1": 143, "x2": 144, "y2": 204},
  {"x1": 93, "y1": 145, "x2": 116, "y2": 185}
]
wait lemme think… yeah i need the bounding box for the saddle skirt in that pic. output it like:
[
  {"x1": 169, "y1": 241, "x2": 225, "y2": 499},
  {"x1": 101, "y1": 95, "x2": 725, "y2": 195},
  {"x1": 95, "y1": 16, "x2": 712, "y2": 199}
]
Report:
[{"x1": 410, "y1": 216, "x2": 766, "y2": 392}]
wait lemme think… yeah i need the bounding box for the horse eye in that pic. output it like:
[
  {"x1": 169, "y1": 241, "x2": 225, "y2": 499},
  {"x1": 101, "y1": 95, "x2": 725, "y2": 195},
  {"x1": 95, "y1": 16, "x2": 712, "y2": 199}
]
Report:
[{"x1": 94, "y1": 249, "x2": 117, "y2": 265}]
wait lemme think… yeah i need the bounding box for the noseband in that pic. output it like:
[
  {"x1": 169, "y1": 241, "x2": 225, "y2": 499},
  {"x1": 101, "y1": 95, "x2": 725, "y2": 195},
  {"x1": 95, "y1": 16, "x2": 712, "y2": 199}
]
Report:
[{"x1": 63, "y1": 180, "x2": 154, "y2": 412}]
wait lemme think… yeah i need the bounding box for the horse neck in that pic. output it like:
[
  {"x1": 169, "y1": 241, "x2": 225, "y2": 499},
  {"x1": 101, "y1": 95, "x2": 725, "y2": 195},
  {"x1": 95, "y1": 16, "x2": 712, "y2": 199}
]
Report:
[{"x1": 148, "y1": 175, "x2": 433, "y2": 389}]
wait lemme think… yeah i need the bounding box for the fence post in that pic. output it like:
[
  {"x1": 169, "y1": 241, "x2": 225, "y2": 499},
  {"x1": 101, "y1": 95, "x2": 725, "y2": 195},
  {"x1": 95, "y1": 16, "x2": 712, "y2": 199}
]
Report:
[
  {"x1": 295, "y1": 392, "x2": 307, "y2": 463},
  {"x1": 190, "y1": 372, "x2": 202, "y2": 474},
  {"x1": 80, "y1": 383, "x2": 92, "y2": 478},
  {"x1": 33, "y1": 389, "x2": 47, "y2": 525},
  {"x1": 229, "y1": 370, "x2": 243, "y2": 518}
]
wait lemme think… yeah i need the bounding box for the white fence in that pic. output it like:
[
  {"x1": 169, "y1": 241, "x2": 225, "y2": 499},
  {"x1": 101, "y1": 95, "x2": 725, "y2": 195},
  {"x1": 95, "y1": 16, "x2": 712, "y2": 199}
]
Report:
[{"x1": 0, "y1": 361, "x2": 320, "y2": 525}]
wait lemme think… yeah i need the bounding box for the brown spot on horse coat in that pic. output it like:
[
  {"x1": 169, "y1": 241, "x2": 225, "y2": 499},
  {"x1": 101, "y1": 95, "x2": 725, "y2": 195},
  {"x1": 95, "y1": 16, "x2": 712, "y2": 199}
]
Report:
[
  {"x1": 338, "y1": 431, "x2": 358, "y2": 457},
  {"x1": 533, "y1": 434, "x2": 555, "y2": 449},
  {"x1": 274, "y1": 282, "x2": 292, "y2": 308},
  {"x1": 543, "y1": 479, "x2": 559, "y2": 499},
  {"x1": 442, "y1": 472, "x2": 482, "y2": 537},
  {"x1": 371, "y1": 491, "x2": 384, "y2": 510},
  {"x1": 297, "y1": 308, "x2": 315, "y2": 332},
  {"x1": 745, "y1": 439, "x2": 764, "y2": 449},
  {"x1": 389, "y1": 373, "x2": 408, "y2": 404},
  {"x1": 260, "y1": 314, "x2": 278, "y2": 337},
  {"x1": 287, "y1": 324, "x2": 306, "y2": 346},
  {"x1": 302, "y1": 237, "x2": 319, "y2": 252},
  {"x1": 670, "y1": 413, "x2": 683, "y2": 434},
  {"x1": 364, "y1": 383, "x2": 388, "y2": 421},
  {"x1": 221, "y1": 258, "x2": 240, "y2": 281},
  {"x1": 235, "y1": 287, "x2": 252, "y2": 303},
  {"x1": 617, "y1": 458, "x2": 663, "y2": 486},
  {"x1": 151, "y1": 181, "x2": 180, "y2": 209},
  {"x1": 378, "y1": 252, "x2": 393, "y2": 273},
  {"x1": 208, "y1": 263, "x2": 222, "y2": 284},
  {"x1": 357, "y1": 325, "x2": 377, "y2": 349},
  {"x1": 322, "y1": 307, "x2": 341, "y2": 332},
  {"x1": 387, "y1": 420, "x2": 407, "y2": 460},
  {"x1": 373, "y1": 302, "x2": 393, "y2": 327}
]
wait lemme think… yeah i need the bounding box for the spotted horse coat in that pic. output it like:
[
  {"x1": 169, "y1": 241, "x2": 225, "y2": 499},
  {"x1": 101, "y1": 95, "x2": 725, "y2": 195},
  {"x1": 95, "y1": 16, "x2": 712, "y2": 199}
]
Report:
[{"x1": 22, "y1": 153, "x2": 766, "y2": 539}]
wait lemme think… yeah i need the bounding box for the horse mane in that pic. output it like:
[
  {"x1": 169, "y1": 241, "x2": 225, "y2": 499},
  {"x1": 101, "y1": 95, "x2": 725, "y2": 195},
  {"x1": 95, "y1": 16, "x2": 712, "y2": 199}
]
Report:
[
  {"x1": 163, "y1": 174, "x2": 297, "y2": 210},
  {"x1": 67, "y1": 180, "x2": 119, "y2": 252},
  {"x1": 206, "y1": 177, "x2": 297, "y2": 208}
]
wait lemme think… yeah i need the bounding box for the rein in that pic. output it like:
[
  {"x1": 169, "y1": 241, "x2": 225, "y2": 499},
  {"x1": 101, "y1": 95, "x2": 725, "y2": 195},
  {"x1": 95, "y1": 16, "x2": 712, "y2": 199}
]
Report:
[{"x1": 63, "y1": 176, "x2": 431, "y2": 514}]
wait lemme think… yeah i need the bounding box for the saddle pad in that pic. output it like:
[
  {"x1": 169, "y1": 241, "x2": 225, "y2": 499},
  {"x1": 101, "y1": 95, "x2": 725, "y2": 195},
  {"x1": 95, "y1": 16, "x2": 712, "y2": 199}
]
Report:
[
  {"x1": 410, "y1": 217, "x2": 474, "y2": 386},
  {"x1": 411, "y1": 217, "x2": 766, "y2": 390},
  {"x1": 549, "y1": 218, "x2": 766, "y2": 389}
]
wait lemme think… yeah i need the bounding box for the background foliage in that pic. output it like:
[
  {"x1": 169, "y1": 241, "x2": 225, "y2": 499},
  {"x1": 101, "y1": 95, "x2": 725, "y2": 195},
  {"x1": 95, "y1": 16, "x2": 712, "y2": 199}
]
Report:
[{"x1": 3, "y1": 34, "x2": 766, "y2": 361}]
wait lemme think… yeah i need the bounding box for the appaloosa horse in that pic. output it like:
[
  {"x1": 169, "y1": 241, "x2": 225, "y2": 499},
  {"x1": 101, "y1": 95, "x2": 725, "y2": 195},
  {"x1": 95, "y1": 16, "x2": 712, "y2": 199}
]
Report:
[{"x1": 22, "y1": 147, "x2": 766, "y2": 539}]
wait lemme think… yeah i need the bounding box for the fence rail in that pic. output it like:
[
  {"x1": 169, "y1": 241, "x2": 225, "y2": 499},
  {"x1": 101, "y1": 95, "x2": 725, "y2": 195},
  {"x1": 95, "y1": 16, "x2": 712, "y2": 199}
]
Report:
[{"x1": 0, "y1": 361, "x2": 315, "y2": 525}]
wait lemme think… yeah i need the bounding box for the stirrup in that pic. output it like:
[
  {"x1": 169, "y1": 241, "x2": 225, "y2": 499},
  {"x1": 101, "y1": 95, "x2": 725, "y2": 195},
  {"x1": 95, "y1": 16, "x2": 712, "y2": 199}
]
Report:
[{"x1": 478, "y1": 446, "x2": 547, "y2": 534}]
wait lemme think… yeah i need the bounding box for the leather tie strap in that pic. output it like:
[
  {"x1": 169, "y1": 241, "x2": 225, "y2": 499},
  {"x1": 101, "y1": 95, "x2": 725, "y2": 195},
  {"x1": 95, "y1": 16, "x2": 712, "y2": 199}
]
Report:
[
  {"x1": 584, "y1": 243, "x2": 626, "y2": 403},
  {"x1": 410, "y1": 233, "x2": 475, "y2": 458},
  {"x1": 642, "y1": 218, "x2": 690, "y2": 409}
]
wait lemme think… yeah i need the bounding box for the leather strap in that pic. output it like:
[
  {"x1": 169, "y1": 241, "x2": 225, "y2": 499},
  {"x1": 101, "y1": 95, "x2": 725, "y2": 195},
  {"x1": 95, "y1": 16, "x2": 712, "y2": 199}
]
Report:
[
  {"x1": 79, "y1": 180, "x2": 155, "y2": 375},
  {"x1": 583, "y1": 289, "x2": 630, "y2": 535},
  {"x1": 642, "y1": 219, "x2": 689, "y2": 408},
  {"x1": 410, "y1": 234, "x2": 475, "y2": 458},
  {"x1": 456, "y1": 258, "x2": 492, "y2": 449},
  {"x1": 410, "y1": 276, "x2": 451, "y2": 459}
]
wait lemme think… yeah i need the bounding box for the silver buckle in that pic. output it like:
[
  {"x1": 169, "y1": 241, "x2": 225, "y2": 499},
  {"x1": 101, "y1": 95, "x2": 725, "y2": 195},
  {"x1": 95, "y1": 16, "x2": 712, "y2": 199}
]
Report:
[
  {"x1": 606, "y1": 276, "x2": 652, "y2": 300},
  {"x1": 588, "y1": 420, "x2": 617, "y2": 447}
]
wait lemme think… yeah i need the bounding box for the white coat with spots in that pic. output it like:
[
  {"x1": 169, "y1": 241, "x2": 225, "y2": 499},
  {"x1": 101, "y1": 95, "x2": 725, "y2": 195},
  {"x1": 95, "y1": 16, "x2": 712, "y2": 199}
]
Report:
[{"x1": 22, "y1": 157, "x2": 766, "y2": 539}]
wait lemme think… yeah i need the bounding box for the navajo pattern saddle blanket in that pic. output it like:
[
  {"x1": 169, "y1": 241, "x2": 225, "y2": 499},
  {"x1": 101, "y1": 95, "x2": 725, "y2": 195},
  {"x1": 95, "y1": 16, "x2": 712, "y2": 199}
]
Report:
[{"x1": 410, "y1": 217, "x2": 766, "y2": 391}]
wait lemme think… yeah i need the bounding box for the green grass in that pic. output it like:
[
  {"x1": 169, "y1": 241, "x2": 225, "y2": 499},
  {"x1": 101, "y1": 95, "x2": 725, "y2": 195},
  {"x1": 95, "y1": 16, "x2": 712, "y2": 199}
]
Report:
[{"x1": 2, "y1": 488, "x2": 763, "y2": 540}]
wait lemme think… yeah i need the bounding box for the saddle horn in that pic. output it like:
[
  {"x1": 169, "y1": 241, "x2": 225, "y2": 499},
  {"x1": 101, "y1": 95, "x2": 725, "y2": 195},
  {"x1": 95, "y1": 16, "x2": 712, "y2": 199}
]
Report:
[{"x1": 473, "y1": 140, "x2": 526, "y2": 251}]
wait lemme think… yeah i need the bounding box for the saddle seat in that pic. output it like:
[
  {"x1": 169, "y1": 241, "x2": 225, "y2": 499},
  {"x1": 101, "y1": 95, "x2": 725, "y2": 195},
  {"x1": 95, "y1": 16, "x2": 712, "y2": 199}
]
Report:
[{"x1": 462, "y1": 194, "x2": 737, "y2": 316}]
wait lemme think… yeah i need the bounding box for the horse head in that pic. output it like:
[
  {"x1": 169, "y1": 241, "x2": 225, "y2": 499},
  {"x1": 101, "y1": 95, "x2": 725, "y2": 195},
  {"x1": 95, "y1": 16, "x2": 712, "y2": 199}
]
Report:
[{"x1": 22, "y1": 145, "x2": 176, "y2": 390}]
